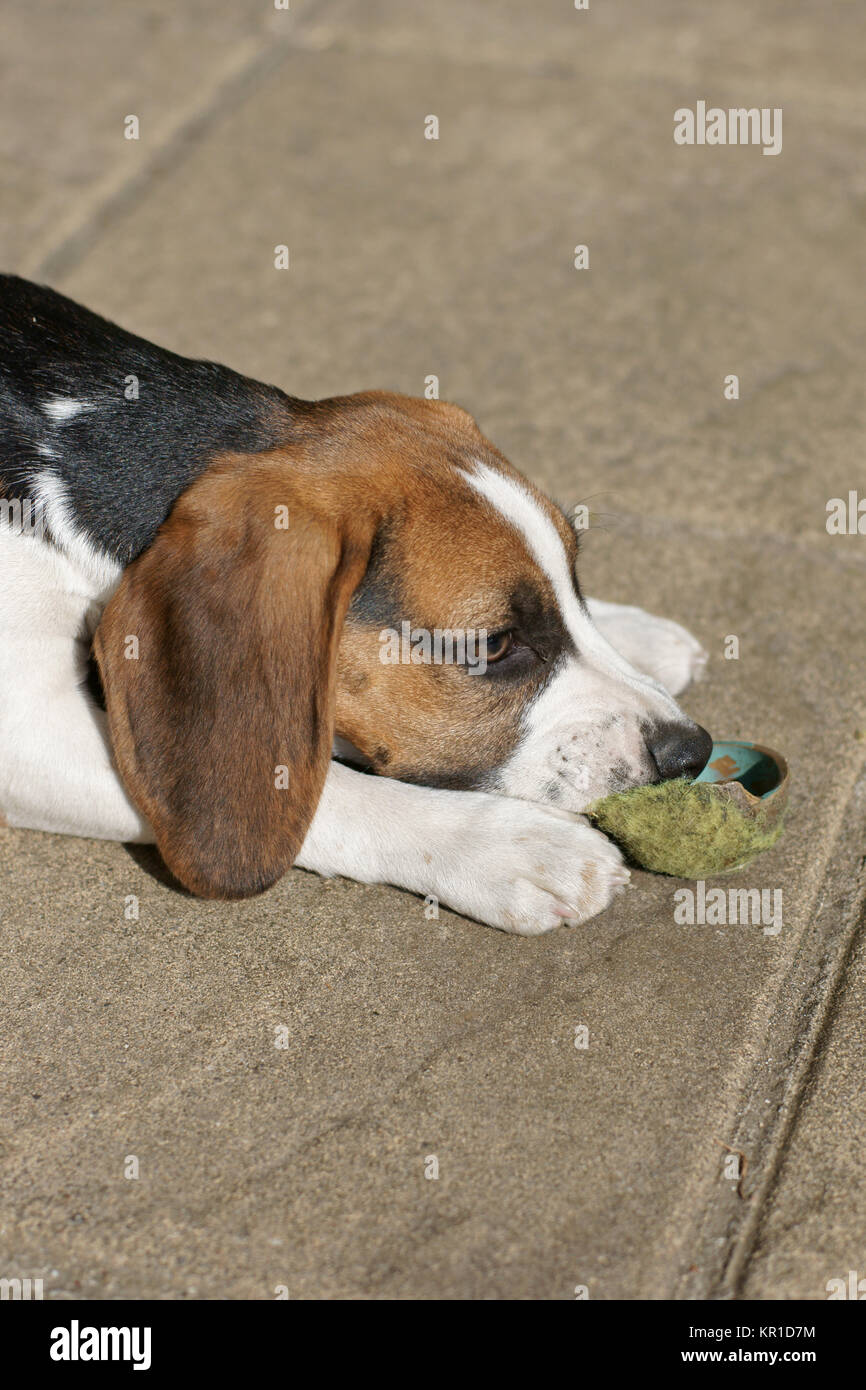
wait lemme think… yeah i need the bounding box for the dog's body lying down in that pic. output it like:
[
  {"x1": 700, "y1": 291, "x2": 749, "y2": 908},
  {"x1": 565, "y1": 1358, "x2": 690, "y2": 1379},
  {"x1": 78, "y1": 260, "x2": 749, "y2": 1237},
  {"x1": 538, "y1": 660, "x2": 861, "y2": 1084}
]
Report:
[{"x1": 0, "y1": 276, "x2": 711, "y2": 933}]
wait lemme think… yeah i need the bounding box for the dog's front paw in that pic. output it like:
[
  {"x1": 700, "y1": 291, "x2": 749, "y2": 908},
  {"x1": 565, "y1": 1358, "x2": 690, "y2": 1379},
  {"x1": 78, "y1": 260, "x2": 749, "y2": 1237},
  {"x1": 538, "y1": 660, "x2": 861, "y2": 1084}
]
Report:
[
  {"x1": 441, "y1": 798, "x2": 629, "y2": 934},
  {"x1": 589, "y1": 601, "x2": 708, "y2": 697}
]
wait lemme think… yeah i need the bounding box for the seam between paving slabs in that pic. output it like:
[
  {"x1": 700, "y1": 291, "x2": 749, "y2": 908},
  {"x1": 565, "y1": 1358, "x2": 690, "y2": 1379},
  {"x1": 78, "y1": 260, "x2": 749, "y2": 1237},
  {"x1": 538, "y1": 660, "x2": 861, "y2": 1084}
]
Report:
[
  {"x1": 665, "y1": 753, "x2": 866, "y2": 1299},
  {"x1": 725, "y1": 859, "x2": 866, "y2": 1299},
  {"x1": 25, "y1": 1, "x2": 337, "y2": 284}
]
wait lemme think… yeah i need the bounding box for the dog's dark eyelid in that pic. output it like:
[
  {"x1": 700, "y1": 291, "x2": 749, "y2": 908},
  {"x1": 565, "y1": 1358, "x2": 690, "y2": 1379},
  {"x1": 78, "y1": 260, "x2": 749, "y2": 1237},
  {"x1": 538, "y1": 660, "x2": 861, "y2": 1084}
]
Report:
[{"x1": 522, "y1": 637, "x2": 549, "y2": 663}]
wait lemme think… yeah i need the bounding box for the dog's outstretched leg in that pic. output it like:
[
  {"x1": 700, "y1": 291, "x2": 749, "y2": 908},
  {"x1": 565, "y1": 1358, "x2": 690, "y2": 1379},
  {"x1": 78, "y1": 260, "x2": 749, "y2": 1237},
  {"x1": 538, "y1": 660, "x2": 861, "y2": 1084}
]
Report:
[
  {"x1": 585, "y1": 598, "x2": 708, "y2": 697},
  {"x1": 0, "y1": 680, "x2": 152, "y2": 842},
  {"x1": 0, "y1": 528, "x2": 151, "y2": 842},
  {"x1": 297, "y1": 760, "x2": 629, "y2": 934}
]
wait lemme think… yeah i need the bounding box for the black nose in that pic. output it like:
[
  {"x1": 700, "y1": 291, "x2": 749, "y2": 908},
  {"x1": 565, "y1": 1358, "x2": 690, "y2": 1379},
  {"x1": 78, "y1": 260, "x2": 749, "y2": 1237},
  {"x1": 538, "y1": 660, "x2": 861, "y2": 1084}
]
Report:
[{"x1": 647, "y1": 722, "x2": 713, "y2": 781}]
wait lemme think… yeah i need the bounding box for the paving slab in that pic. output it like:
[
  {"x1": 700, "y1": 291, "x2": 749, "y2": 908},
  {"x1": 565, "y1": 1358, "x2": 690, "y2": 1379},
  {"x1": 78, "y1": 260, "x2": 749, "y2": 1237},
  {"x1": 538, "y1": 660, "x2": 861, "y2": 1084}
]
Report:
[
  {"x1": 56, "y1": 13, "x2": 866, "y2": 560},
  {"x1": 1, "y1": 0, "x2": 865, "y2": 1300},
  {"x1": 0, "y1": 0, "x2": 306, "y2": 275}
]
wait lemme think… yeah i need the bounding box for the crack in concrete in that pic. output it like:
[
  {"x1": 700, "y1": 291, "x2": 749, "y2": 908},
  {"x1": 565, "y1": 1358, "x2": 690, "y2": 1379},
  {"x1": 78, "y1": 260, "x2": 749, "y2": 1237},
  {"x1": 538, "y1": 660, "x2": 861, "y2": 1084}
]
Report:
[
  {"x1": 667, "y1": 756, "x2": 866, "y2": 1298},
  {"x1": 26, "y1": 4, "x2": 336, "y2": 283}
]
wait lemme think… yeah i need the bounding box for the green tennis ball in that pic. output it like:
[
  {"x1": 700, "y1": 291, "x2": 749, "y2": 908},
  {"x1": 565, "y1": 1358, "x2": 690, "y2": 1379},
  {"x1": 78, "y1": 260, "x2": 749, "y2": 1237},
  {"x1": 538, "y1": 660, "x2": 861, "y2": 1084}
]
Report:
[{"x1": 587, "y1": 777, "x2": 784, "y2": 879}]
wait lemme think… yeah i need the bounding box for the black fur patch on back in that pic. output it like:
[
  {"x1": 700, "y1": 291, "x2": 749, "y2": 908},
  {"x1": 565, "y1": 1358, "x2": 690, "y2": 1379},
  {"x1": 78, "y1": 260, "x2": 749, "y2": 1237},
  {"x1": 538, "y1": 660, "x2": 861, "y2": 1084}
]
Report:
[{"x1": 0, "y1": 276, "x2": 304, "y2": 564}]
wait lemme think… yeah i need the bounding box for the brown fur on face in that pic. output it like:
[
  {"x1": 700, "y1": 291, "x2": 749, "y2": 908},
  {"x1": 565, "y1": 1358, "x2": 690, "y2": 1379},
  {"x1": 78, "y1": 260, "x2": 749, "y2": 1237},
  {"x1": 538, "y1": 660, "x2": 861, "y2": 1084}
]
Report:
[
  {"x1": 327, "y1": 396, "x2": 578, "y2": 788},
  {"x1": 334, "y1": 479, "x2": 573, "y2": 787},
  {"x1": 95, "y1": 392, "x2": 576, "y2": 896}
]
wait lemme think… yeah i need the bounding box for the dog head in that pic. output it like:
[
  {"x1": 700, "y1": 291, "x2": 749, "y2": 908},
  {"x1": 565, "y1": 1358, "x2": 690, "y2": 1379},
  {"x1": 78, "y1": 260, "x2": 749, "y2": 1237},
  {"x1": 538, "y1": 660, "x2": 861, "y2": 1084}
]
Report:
[{"x1": 95, "y1": 392, "x2": 709, "y2": 898}]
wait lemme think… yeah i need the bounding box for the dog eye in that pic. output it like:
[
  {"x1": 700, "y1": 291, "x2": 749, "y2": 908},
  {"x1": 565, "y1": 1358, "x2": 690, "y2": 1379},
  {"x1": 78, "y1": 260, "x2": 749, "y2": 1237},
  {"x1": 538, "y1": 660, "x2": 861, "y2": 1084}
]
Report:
[{"x1": 482, "y1": 630, "x2": 514, "y2": 663}]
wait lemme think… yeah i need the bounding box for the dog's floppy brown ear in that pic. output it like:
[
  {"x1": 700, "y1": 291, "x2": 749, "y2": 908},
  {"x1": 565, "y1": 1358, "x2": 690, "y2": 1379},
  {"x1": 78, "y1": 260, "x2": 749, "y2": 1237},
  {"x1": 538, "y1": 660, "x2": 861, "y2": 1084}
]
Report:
[{"x1": 94, "y1": 454, "x2": 377, "y2": 899}]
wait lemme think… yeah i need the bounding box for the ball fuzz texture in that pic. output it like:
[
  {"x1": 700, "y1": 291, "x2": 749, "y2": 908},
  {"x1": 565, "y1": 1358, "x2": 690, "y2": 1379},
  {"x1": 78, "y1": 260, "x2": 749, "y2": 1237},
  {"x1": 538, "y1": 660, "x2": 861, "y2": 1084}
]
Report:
[{"x1": 587, "y1": 777, "x2": 784, "y2": 879}]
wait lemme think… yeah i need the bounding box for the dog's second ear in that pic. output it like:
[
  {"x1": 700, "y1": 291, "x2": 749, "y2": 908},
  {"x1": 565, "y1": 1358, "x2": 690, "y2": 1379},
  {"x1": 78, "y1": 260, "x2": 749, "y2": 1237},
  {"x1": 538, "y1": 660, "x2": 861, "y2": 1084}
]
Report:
[{"x1": 94, "y1": 454, "x2": 377, "y2": 899}]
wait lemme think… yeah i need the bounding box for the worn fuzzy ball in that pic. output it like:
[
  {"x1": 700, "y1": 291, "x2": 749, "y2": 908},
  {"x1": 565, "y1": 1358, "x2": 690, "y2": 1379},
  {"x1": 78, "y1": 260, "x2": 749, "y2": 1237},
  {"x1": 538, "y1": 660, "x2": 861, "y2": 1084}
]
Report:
[{"x1": 587, "y1": 777, "x2": 784, "y2": 879}]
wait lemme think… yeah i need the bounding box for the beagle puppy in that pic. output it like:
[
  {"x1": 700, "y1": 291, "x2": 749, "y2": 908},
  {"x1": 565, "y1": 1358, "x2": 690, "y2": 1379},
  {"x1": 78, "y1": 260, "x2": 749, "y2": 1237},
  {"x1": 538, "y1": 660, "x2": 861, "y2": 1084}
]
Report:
[{"x1": 0, "y1": 275, "x2": 711, "y2": 934}]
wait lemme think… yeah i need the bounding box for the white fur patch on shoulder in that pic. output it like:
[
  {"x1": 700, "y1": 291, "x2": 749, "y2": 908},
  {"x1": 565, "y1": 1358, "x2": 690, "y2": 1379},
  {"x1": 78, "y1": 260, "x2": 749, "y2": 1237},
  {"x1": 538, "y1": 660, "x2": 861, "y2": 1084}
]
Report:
[
  {"x1": 41, "y1": 396, "x2": 95, "y2": 424},
  {"x1": 30, "y1": 471, "x2": 122, "y2": 600}
]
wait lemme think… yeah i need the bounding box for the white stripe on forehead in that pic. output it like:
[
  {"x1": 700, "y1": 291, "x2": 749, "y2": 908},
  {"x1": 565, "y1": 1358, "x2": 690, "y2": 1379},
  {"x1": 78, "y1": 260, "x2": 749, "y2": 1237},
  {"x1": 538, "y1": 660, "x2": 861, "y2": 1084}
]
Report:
[
  {"x1": 460, "y1": 461, "x2": 591, "y2": 642},
  {"x1": 460, "y1": 460, "x2": 676, "y2": 699}
]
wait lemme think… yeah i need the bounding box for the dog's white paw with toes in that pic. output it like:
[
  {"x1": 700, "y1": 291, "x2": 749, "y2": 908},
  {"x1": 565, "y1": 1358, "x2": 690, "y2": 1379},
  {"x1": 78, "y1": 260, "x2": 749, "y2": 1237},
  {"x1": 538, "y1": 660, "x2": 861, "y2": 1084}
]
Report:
[{"x1": 439, "y1": 796, "x2": 629, "y2": 934}]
